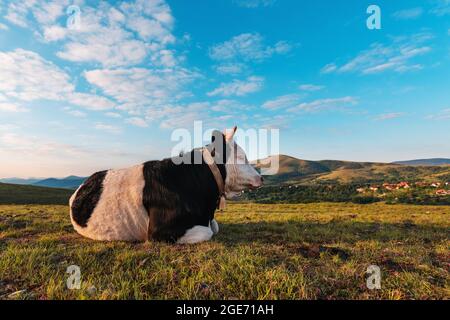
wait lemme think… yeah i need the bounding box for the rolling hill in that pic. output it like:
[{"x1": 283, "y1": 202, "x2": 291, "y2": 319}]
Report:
[
  {"x1": 1, "y1": 156, "x2": 449, "y2": 206},
  {"x1": 0, "y1": 178, "x2": 43, "y2": 185},
  {"x1": 0, "y1": 183, "x2": 73, "y2": 205},
  {"x1": 255, "y1": 155, "x2": 450, "y2": 185}
]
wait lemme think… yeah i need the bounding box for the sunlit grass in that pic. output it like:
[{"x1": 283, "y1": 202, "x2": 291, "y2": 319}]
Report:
[{"x1": 0, "y1": 203, "x2": 448, "y2": 300}]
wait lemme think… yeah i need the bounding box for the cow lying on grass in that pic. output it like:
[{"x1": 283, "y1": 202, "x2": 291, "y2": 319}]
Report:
[{"x1": 69, "y1": 127, "x2": 263, "y2": 244}]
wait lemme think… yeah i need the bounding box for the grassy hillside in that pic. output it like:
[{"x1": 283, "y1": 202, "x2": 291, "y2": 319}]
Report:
[
  {"x1": 0, "y1": 183, "x2": 73, "y2": 205},
  {"x1": 255, "y1": 155, "x2": 450, "y2": 185},
  {"x1": 0, "y1": 203, "x2": 448, "y2": 300}
]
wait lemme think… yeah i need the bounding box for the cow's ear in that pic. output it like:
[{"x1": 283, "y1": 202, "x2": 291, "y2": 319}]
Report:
[
  {"x1": 211, "y1": 130, "x2": 226, "y2": 163},
  {"x1": 224, "y1": 126, "x2": 237, "y2": 142}
]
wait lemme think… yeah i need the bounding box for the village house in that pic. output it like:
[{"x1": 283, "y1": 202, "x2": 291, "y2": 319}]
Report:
[
  {"x1": 397, "y1": 182, "x2": 410, "y2": 189},
  {"x1": 431, "y1": 182, "x2": 441, "y2": 188},
  {"x1": 382, "y1": 182, "x2": 411, "y2": 191},
  {"x1": 383, "y1": 183, "x2": 395, "y2": 191},
  {"x1": 436, "y1": 189, "x2": 450, "y2": 196}
]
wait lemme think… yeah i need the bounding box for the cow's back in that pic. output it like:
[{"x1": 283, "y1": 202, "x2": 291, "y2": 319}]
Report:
[{"x1": 69, "y1": 164, "x2": 149, "y2": 241}]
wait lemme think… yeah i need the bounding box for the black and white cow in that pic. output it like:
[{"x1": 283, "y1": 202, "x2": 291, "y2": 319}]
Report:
[{"x1": 69, "y1": 127, "x2": 263, "y2": 244}]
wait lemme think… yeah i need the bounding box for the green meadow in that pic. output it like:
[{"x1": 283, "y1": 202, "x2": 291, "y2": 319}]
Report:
[{"x1": 0, "y1": 203, "x2": 448, "y2": 300}]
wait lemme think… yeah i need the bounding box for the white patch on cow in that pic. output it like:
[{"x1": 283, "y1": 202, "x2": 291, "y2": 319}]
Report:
[
  {"x1": 210, "y1": 219, "x2": 219, "y2": 235},
  {"x1": 70, "y1": 164, "x2": 149, "y2": 241},
  {"x1": 177, "y1": 225, "x2": 213, "y2": 244},
  {"x1": 224, "y1": 128, "x2": 263, "y2": 198}
]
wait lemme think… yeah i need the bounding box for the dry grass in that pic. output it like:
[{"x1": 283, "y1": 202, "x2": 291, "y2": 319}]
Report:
[{"x1": 0, "y1": 203, "x2": 449, "y2": 300}]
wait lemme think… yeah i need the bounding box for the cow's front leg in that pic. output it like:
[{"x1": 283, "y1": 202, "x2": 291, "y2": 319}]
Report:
[
  {"x1": 210, "y1": 219, "x2": 219, "y2": 235},
  {"x1": 177, "y1": 226, "x2": 213, "y2": 244}
]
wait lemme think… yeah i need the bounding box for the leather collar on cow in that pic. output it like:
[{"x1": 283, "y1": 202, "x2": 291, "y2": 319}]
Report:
[{"x1": 202, "y1": 148, "x2": 226, "y2": 210}]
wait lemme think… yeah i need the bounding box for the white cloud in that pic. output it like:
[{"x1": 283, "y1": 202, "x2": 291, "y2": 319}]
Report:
[
  {"x1": 0, "y1": 49, "x2": 74, "y2": 101},
  {"x1": 67, "y1": 110, "x2": 87, "y2": 118},
  {"x1": 0, "y1": 132, "x2": 89, "y2": 157},
  {"x1": 5, "y1": 0, "x2": 177, "y2": 68},
  {"x1": 125, "y1": 14, "x2": 174, "y2": 44},
  {"x1": 272, "y1": 41, "x2": 292, "y2": 54},
  {"x1": 121, "y1": 0, "x2": 175, "y2": 27},
  {"x1": 95, "y1": 123, "x2": 122, "y2": 134},
  {"x1": 4, "y1": 0, "x2": 69, "y2": 28},
  {"x1": 63, "y1": 107, "x2": 86, "y2": 118},
  {"x1": 214, "y1": 63, "x2": 246, "y2": 75},
  {"x1": 67, "y1": 93, "x2": 116, "y2": 111},
  {"x1": 85, "y1": 67, "x2": 200, "y2": 115},
  {"x1": 209, "y1": 33, "x2": 292, "y2": 62},
  {"x1": 157, "y1": 103, "x2": 210, "y2": 129},
  {"x1": 4, "y1": 1, "x2": 35, "y2": 27},
  {"x1": 56, "y1": 31, "x2": 148, "y2": 68},
  {"x1": 373, "y1": 112, "x2": 405, "y2": 121},
  {"x1": 54, "y1": 1, "x2": 176, "y2": 68},
  {"x1": 126, "y1": 117, "x2": 148, "y2": 127},
  {"x1": 43, "y1": 25, "x2": 67, "y2": 41},
  {"x1": 321, "y1": 63, "x2": 337, "y2": 74},
  {"x1": 0, "y1": 23, "x2": 9, "y2": 30},
  {"x1": 0, "y1": 49, "x2": 116, "y2": 112},
  {"x1": 207, "y1": 76, "x2": 264, "y2": 97},
  {"x1": 430, "y1": 0, "x2": 450, "y2": 16},
  {"x1": 209, "y1": 99, "x2": 252, "y2": 113},
  {"x1": 322, "y1": 33, "x2": 433, "y2": 75},
  {"x1": 142, "y1": 100, "x2": 252, "y2": 129},
  {"x1": 299, "y1": 84, "x2": 325, "y2": 91},
  {"x1": 0, "y1": 102, "x2": 28, "y2": 112},
  {"x1": 105, "y1": 112, "x2": 122, "y2": 118},
  {"x1": 0, "y1": 123, "x2": 19, "y2": 131},
  {"x1": 427, "y1": 108, "x2": 450, "y2": 120},
  {"x1": 288, "y1": 96, "x2": 358, "y2": 113},
  {"x1": 233, "y1": 0, "x2": 276, "y2": 8},
  {"x1": 251, "y1": 114, "x2": 289, "y2": 129},
  {"x1": 262, "y1": 94, "x2": 301, "y2": 110},
  {"x1": 30, "y1": 0, "x2": 68, "y2": 26},
  {"x1": 392, "y1": 7, "x2": 423, "y2": 20},
  {"x1": 262, "y1": 94, "x2": 358, "y2": 115}
]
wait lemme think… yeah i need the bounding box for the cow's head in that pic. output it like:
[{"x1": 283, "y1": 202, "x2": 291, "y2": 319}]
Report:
[{"x1": 210, "y1": 126, "x2": 263, "y2": 198}]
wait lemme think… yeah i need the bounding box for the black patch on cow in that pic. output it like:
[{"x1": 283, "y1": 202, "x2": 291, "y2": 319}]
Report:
[
  {"x1": 143, "y1": 137, "x2": 230, "y2": 243},
  {"x1": 71, "y1": 170, "x2": 108, "y2": 228}
]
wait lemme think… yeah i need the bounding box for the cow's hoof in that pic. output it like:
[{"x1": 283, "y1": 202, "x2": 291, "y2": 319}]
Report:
[{"x1": 177, "y1": 226, "x2": 213, "y2": 244}]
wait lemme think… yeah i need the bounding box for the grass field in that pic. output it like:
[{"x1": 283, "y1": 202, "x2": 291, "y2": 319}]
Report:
[
  {"x1": 0, "y1": 183, "x2": 72, "y2": 205},
  {"x1": 0, "y1": 203, "x2": 448, "y2": 300}
]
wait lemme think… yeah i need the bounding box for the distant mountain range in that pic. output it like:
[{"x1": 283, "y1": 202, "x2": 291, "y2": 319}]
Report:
[
  {"x1": 0, "y1": 178, "x2": 43, "y2": 185},
  {"x1": 392, "y1": 158, "x2": 450, "y2": 166},
  {"x1": 32, "y1": 176, "x2": 86, "y2": 189},
  {"x1": 1, "y1": 157, "x2": 449, "y2": 190},
  {"x1": 0, "y1": 176, "x2": 86, "y2": 190}
]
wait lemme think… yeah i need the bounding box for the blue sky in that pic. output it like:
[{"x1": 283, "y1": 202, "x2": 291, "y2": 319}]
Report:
[{"x1": 0, "y1": 0, "x2": 449, "y2": 178}]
